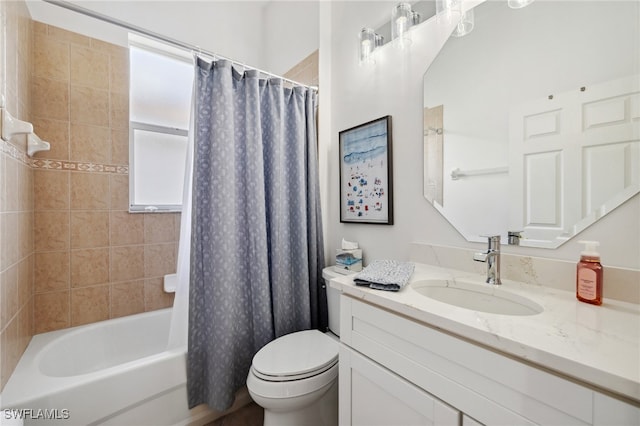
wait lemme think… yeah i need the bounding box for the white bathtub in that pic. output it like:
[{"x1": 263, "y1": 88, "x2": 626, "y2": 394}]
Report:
[{"x1": 0, "y1": 309, "x2": 250, "y2": 426}]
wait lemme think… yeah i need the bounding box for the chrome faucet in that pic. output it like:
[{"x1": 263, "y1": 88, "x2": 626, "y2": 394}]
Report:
[
  {"x1": 508, "y1": 231, "x2": 522, "y2": 246},
  {"x1": 473, "y1": 235, "x2": 502, "y2": 285}
]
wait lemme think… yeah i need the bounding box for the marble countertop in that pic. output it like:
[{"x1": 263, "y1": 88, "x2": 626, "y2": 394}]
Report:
[{"x1": 327, "y1": 263, "x2": 640, "y2": 403}]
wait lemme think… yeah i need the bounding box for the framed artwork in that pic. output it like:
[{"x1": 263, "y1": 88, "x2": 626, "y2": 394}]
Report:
[{"x1": 339, "y1": 115, "x2": 393, "y2": 225}]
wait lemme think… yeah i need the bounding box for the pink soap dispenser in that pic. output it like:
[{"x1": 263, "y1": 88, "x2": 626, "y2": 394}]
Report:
[{"x1": 576, "y1": 241, "x2": 603, "y2": 305}]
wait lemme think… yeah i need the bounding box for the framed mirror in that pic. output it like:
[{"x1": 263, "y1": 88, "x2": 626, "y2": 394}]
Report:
[{"x1": 423, "y1": 0, "x2": 639, "y2": 248}]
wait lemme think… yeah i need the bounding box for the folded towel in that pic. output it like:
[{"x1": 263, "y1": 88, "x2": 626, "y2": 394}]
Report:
[{"x1": 354, "y1": 260, "x2": 415, "y2": 292}]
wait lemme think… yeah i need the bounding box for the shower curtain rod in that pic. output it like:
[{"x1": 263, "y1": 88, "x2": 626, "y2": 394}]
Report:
[{"x1": 42, "y1": 0, "x2": 319, "y2": 91}]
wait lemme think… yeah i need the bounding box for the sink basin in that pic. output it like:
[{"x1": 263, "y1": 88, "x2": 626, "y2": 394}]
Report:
[{"x1": 411, "y1": 279, "x2": 543, "y2": 316}]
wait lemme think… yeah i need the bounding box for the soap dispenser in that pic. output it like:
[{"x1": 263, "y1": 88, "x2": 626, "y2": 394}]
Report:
[{"x1": 576, "y1": 241, "x2": 603, "y2": 305}]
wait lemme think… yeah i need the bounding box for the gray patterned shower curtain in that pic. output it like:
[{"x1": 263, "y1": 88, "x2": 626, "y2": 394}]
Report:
[{"x1": 187, "y1": 58, "x2": 325, "y2": 411}]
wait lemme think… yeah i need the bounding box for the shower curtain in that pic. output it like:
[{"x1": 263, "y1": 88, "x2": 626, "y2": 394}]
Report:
[{"x1": 182, "y1": 58, "x2": 325, "y2": 411}]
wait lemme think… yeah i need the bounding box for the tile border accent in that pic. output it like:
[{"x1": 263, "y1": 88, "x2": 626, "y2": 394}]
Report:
[
  {"x1": 1, "y1": 139, "x2": 30, "y2": 167},
  {"x1": 2, "y1": 140, "x2": 128, "y2": 174},
  {"x1": 31, "y1": 158, "x2": 128, "y2": 174}
]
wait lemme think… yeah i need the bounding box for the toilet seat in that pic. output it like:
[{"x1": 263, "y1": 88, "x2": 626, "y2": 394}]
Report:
[
  {"x1": 248, "y1": 362, "x2": 338, "y2": 401},
  {"x1": 251, "y1": 330, "x2": 339, "y2": 382}
]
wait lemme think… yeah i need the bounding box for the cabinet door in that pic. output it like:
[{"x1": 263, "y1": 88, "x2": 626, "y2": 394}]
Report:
[
  {"x1": 462, "y1": 414, "x2": 484, "y2": 426},
  {"x1": 339, "y1": 345, "x2": 460, "y2": 426}
]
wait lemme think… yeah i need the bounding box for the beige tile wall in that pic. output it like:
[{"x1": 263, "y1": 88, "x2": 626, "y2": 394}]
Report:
[
  {"x1": 30, "y1": 22, "x2": 177, "y2": 335},
  {"x1": 283, "y1": 50, "x2": 319, "y2": 87},
  {"x1": 0, "y1": 0, "x2": 34, "y2": 392}
]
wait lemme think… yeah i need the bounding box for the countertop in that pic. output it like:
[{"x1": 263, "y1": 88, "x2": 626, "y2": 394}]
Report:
[{"x1": 326, "y1": 263, "x2": 640, "y2": 404}]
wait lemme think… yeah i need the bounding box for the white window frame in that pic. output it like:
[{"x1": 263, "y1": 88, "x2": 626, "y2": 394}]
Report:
[{"x1": 129, "y1": 121, "x2": 188, "y2": 213}]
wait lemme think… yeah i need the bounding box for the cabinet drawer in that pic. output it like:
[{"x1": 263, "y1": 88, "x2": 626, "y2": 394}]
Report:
[{"x1": 341, "y1": 296, "x2": 591, "y2": 425}]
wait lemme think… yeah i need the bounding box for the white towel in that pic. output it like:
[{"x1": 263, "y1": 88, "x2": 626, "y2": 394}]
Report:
[{"x1": 354, "y1": 260, "x2": 415, "y2": 292}]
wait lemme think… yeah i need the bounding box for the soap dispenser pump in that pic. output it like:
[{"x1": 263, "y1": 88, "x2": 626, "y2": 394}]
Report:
[{"x1": 576, "y1": 240, "x2": 603, "y2": 305}]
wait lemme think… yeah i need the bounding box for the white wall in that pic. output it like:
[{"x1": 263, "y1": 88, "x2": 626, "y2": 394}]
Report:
[
  {"x1": 263, "y1": 1, "x2": 319, "y2": 76},
  {"x1": 321, "y1": 0, "x2": 640, "y2": 270}
]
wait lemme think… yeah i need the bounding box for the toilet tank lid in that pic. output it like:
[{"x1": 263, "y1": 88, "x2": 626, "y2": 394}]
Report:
[
  {"x1": 252, "y1": 330, "x2": 338, "y2": 379},
  {"x1": 322, "y1": 267, "x2": 344, "y2": 280}
]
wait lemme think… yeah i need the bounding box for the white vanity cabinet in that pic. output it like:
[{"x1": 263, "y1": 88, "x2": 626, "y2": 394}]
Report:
[{"x1": 339, "y1": 295, "x2": 640, "y2": 426}]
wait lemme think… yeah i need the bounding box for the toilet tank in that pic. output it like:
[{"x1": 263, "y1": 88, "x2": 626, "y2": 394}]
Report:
[{"x1": 322, "y1": 267, "x2": 349, "y2": 337}]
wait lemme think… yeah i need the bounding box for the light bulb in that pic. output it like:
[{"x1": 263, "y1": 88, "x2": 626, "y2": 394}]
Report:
[
  {"x1": 396, "y1": 16, "x2": 408, "y2": 34},
  {"x1": 362, "y1": 39, "x2": 373, "y2": 56}
]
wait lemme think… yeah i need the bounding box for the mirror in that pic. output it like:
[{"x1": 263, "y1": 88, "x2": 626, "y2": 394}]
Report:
[{"x1": 423, "y1": 0, "x2": 639, "y2": 248}]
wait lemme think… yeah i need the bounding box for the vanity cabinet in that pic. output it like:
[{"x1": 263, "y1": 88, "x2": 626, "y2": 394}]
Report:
[{"x1": 339, "y1": 295, "x2": 640, "y2": 426}]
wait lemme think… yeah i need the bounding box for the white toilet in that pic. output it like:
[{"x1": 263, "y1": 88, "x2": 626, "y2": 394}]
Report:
[{"x1": 246, "y1": 267, "x2": 343, "y2": 426}]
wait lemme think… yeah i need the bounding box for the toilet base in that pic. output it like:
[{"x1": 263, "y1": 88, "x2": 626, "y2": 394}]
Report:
[{"x1": 261, "y1": 380, "x2": 337, "y2": 426}]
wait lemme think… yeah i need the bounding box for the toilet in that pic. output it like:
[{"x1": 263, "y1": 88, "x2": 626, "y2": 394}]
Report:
[{"x1": 246, "y1": 267, "x2": 344, "y2": 426}]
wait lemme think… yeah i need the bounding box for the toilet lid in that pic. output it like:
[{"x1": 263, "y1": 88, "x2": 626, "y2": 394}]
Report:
[{"x1": 252, "y1": 330, "x2": 338, "y2": 381}]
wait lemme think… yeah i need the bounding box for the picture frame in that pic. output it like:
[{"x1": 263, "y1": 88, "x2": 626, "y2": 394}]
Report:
[{"x1": 339, "y1": 115, "x2": 393, "y2": 225}]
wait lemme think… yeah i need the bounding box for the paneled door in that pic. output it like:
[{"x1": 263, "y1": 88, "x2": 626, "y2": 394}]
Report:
[{"x1": 509, "y1": 75, "x2": 640, "y2": 245}]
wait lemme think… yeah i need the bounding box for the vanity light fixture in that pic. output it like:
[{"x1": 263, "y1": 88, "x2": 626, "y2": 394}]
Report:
[
  {"x1": 391, "y1": 2, "x2": 414, "y2": 49},
  {"x1": 451, "y1": 8, "x2": 474, "y2": 37},
  {"x1": 508, "y1": 0, "x2": 535, "y2": 9},
  {"x1": 436, "y1": 0, "x2": 463, "y2": 25},
  {"x1": 359, "y1": 27, "x2": 382, "y2": 65},
  {"x1": 438, "y1": 0, "x2": 475, "y2": 37},
  {"x1": 359, "y1": 4, "x2": 417, "y2": 64},
  {"x1": 411, "y1": 11, "x2": 422, "y2": 26}
]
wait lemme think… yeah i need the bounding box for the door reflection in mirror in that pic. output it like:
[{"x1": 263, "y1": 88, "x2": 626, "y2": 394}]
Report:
[{"x1": 423, "y1": 0, "x2": 639, "y2": 248}]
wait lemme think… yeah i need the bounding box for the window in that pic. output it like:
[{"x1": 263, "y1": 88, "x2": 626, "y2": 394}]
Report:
[
  {"x1": 129, "y1": 37, "x2": 193, "y2": 212},
  {"x1": 130, "y1": 122, "x2": 187, "y2": 208}
]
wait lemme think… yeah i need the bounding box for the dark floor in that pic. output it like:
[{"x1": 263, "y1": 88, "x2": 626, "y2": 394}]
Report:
[{"x1": 206, "y1": 402, "x2": 264, "y2": 426}]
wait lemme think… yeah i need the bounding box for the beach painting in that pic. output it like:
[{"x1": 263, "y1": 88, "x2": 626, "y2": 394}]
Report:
[{"x1": 339, "y1": 115, "x2": 393, "y2": 224}]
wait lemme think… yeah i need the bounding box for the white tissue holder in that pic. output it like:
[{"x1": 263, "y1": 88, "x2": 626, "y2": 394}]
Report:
[{"x1": 335, "y1": 248, "x2": 362, "y2": 274}]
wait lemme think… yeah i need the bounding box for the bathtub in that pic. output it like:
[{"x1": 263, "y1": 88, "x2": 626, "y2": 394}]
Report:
[{"x1": 0, "y1": 309, "x2": 250, "y2": 426}]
